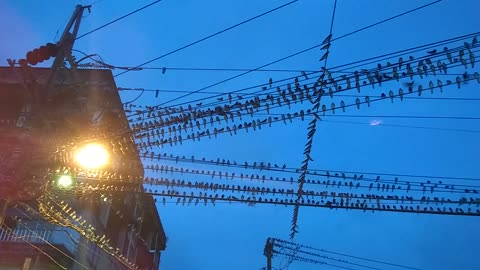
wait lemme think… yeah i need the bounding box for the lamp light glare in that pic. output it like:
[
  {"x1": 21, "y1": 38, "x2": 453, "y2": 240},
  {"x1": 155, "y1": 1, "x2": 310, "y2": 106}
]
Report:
[
  {"x1": 57, "y1": 175, "x2": 74, "y2": 189},
  {"x1": 75, "y1": 143, "x2": 109, "y2": 169}
]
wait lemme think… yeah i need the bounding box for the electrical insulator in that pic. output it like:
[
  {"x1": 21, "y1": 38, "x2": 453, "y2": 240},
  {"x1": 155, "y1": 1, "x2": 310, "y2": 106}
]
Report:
[{"x1": 25, "y1": 42, "x2": 60, "y2": 65}]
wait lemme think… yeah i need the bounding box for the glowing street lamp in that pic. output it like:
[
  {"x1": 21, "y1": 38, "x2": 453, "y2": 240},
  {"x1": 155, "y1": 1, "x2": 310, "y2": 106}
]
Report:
[
  {"x1": 74, "y1": 143, "x2": 109, "y2": 169},
  {"x1": 56, "y1": 174, "x2": 75, "y2": 189}
]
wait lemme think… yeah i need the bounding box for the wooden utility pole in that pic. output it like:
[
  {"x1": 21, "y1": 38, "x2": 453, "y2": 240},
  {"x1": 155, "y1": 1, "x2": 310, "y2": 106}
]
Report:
[
  {"x1": 264, "y1": 238, "x2": 274, "y2": 270},
  {"x1": 45, "y1": 4, "x2": 88, "y2": 102}
]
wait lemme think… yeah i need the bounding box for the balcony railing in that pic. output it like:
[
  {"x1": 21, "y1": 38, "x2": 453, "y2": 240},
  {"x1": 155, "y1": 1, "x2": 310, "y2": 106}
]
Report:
[{"x1": 0, "y1": 227, "x2": 78, "y2": 254}]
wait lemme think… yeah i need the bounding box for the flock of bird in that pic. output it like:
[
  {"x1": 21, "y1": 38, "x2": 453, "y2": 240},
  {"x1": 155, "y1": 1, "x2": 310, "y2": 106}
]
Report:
[
  {"x1": 123, "y1": 35, "x2": 480, "y2": 239},
  {"x1": 53, "y1": 34, "x2": 480, "y2": 221},
  {"x1": 128, "y1": 37, "x2": 479, "y2": 153},
  {"x1": 141, "y1": 189, "x2": 480, "y2": 216},
  {"x1": 33, "y1": 193, "x2": 141, "y2": 270},
  {"x1": 139, "y1": 153, "x2": 480, "y2": 192},
  {"x1": 39, "y1": 34, "x2": 480, "y2": 257}
]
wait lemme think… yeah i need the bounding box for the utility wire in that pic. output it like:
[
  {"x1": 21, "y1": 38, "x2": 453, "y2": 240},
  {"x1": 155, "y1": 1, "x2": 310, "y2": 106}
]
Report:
[
  {"x1": 127, "y1": 57, "x2": 480, "y2": 126},
  {"x1": 140, "y1": 154, "x2": 480, "y2": 188},
  {"x1": 120, "y1": 87, "x2": 480, "y2": 100},
  {"x1": 274, "y1": 250, "x2": 374, "y2": 270},
  {"x1": 15, "y1": 204, "x2": 122, "y2": 268},
  {"x1": 130, "y1": 69, "x2": 480, "y2": 140},
  {"x1": 114, "y1": 0, "x2": 299, "y2": 77},
  {"x1": 133, "y1": 27, "x2": 477, "y2": 115},
  {"x1": 155, "y1": 0, "x2": 443, "y2": 107},
  {"x1": 76, "y1": 0, "x2": 165, "y2": 40},
  {"x1": 112, "y1": 66, "x2": 468, "y2": 75},
  {"x1": 131, "y1": 77, "x2": 480, "y2": 161},
  {"x1": 241, "y1": 113, "x2": 480, "y2": 121},
  {"x1": 322, "y1": 119, "x2": 480, "y2": 133},
  {"x1": 277, "y1": 244, "x2": 387, "y2": 270},
  {"x1": 290, "y1": 0, "x2": 338, "y2": 241},
  {"x1": 14, "y1": 219, "x2": 91, "y2": 270},
  {"x1": 274, "y1": 238, "x2": 423, "y2": 270},
  {"x1": 73, "y1": 49, "x2": 479, "y2": 149},
  {"x1": 2, "y1": 225, "x2": 68, "y2": 270},
  {"x1": 120, "y1": 32, "x2": 478, "y2": 113}
]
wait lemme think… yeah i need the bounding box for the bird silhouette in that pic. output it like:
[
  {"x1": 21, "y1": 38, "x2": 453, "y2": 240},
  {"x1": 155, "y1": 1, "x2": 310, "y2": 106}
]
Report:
[
  {"x1": 469, "y1": 51, "x2": 475, "y2": 68},
  {"x1": 436, "y1": 80, "x2": 443, "y2": 92},
  {"x1": 322, "y1": 34, "x2": 332, "y2": 45},
  {"x1": 301, "y1": 71, "x2": 308, "y2": 80},
  {"x1": 417, "y1": 85, "x2": 423, "y2": 96},
  {"x1": 319, "y1": 51, "x2": 329, "y2": 62}
]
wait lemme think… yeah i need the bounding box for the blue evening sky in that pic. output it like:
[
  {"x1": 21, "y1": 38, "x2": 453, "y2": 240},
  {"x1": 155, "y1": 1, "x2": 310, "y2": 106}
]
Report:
[{"x1": 1, "y1": 1, "x2": 480, "y2": 270}]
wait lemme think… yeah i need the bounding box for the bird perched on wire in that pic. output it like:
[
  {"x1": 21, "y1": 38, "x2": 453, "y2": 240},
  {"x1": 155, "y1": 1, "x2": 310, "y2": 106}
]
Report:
[
  {"x1": 301, "y1": 71, "x2": 308, "y2": 80},
  {"x1": 456, "y1": 76, "x2": 462, "y2": 89},
  {"x1": 429, "y1": 81, "x2": 435, "y2": 94},
  {"x1": 365, "y1": 96, "x2": 370, "y2": 107},
  {"x1": 319, "y1": 51, "x2": 329, "y2": 62},
  {"x1": 322, "y1": 33, "x2": 332, "y2": 44}
]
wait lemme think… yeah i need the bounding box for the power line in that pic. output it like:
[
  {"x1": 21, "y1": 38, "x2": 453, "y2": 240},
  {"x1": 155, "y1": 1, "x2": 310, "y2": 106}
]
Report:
[
  {"x1": 248, "y1": 113, "x2": 480, "y2": 121},
  {"x1": 155, "y1": 0, "x2": 443, "y2": 107},
  {"x1": 130, "y1": 73, "x2": 480, "y2": 141},
  {"x1": 131, "y1": 77, "x2": 480, "y2": 160},
  {"x1": 136, "y1": 27, "x2": 476, "y2": 114},
  {"x1": 333, "y1": 0, "x2": 442, "y2": 42},
  {"x1": 321, "y1": 119, "x2": 480, "y2": 133},
  {"x1": 290, "y1": 0, "x2": 339, "y2": 242},
  {"x1": 75, "y1": 49, "x2": 479, "y2": 151},
  {"x1": 274, "y1": 250, "x2": 364, "y2": 270},
  {"x1": 110, "y1": 66, "x2": 468, "y2": 75},
  {"x1": 277, "y1": 244, "x2": 387, "y2": 270},
  {"x1": 121, "y1": 86, "x2": 480, "y2": 102},
  {"x1": 273, "y1": 238, "x2": 423, "y2": 270},
  {"x1": 113, "y1": 0, "x2": 299, "y2": 77},
  {"x1": 95, "y1": 189, "x2": 480, "y2": 216},
  {"x1": 118, "y1": 32, "x2": 478, "y2": 114},
  {"x1": 126, "y1": 54, "x2": 480, "y2": 127},
  {"x1": 76, "y1": 0, "x2": 165, "y2": 40},
  {"x1": 13, "y1": 204, "x2": 122, "y2": 268},
  {"x1": 2, "y1": 225, "x2": 68, "y2": 270},
  {"x1": 140, "y1": 154, "x2": 480, "y2": 189}
]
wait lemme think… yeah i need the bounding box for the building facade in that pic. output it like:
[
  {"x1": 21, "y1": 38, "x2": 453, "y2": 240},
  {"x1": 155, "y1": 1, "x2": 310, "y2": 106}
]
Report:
[{"x1": 0, "y1": 66, "x2": 166, "y2": 270}]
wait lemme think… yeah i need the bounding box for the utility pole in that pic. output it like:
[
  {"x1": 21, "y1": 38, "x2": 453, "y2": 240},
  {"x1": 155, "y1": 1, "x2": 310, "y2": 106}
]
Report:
[
  {"x1": 264, "y1": 238, "x2": 274, "y2": 270},
  {"x1": 44, "y1": 4, "x2": 89, "y2": 103},
  {"x1": 0, "y1": 4, "x2": 89, "y2": 227}
]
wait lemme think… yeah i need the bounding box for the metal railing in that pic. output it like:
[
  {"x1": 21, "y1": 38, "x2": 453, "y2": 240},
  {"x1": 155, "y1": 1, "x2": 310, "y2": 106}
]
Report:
[{"x1": 0, "y1": 227, "x2": 78, "y2": 254}]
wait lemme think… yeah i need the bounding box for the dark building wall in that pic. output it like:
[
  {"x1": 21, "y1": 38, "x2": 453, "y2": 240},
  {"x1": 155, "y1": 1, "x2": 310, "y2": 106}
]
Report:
[{"x1": 0, "y1": 66, "x2": 166, "y2": 270}]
